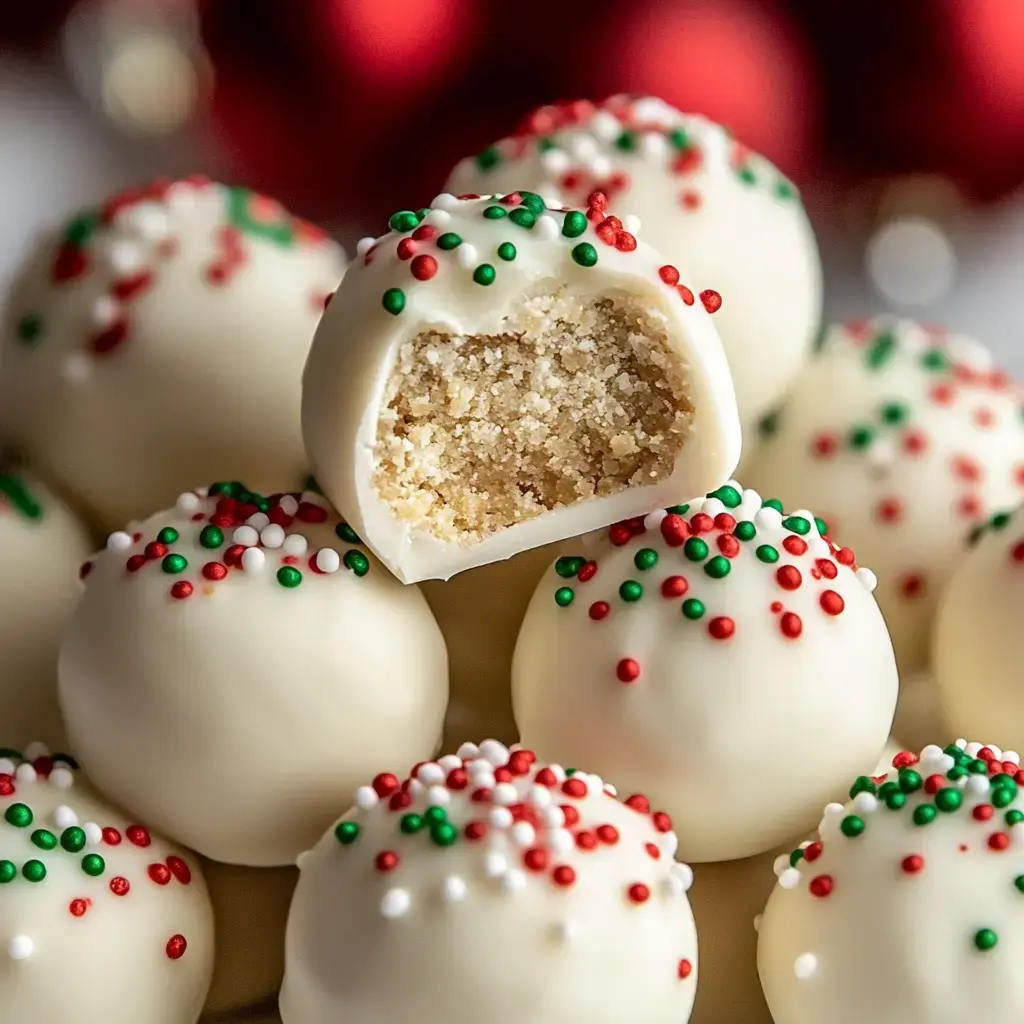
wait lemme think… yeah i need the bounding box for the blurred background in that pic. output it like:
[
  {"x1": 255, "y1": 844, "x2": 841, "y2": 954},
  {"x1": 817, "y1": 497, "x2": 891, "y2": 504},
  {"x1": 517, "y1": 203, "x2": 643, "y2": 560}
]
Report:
[{"x1": 2, "y1": 0, "x2": 1024, "y2": 370}]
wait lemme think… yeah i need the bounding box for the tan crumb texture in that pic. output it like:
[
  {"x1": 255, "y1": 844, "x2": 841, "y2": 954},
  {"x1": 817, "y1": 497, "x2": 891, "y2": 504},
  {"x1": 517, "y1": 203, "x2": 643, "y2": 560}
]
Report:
[{"x1": 372, "y1": 288, "x2": 694, "y2": 543}]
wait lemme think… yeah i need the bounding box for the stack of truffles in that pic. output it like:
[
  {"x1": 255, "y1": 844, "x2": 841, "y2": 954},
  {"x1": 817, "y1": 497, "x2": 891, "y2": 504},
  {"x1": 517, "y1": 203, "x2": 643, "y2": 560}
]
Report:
[{"x1": 0, "y1": 97, "x2": 1023, "y2": 1024}]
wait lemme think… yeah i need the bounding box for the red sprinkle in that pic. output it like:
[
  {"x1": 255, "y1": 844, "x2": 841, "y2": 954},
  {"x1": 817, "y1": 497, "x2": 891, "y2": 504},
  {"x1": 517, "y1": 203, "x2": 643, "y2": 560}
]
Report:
[
  {"x1": 552, "y1": 865, "x2": 577, "y2": 887},
  {"x1": 661, "y1": 575, "x2": 688, "y2": 598},
  {"x1": 780, "y1": 612, "x2": 803, "y2": 638},
  {"x1": 69, "y1": 898, "x2": 89, "y2": 917},
  {"x1": 708, "y1": 616, "x2": 735, "y2": 640},
  {"x1": 699, "y1": 289, "x2": 722, "y2": 314},
  {"x1": 616, "y1": 658, "x2": 641, "y2": 683},
  {"x1": 596, "y1": 824, "x2": 620, "y2": 844},
  {"x1": 411, "y1": 254, "x2": 438, "y2": 280},
  {"x1": 901, "y1": 854, "x2": 925, "y2": 874},
  {"x1": 775, "y1": 565, "x2": 802, "y2": 590},
  {"x1": 820, "y1": 590, "x2": 845, "y2": 615},
  {"x1": 170, "y1": 581, "x2": 192, "y2": 600},
  {"x1": 678, "y1": 959, "x2": 693, "y2": 980},
  {"x1": 589, "y1": 601, "x2": 610, "y2": 620},
  {"x1": 627, "y1": 882, "x2": 651, "y2": 903},
  {"x1": 126, "y1": 825, "x2": 151, "y2": 848},
  {"x1": 109, "y1": 877, "x2": 130, "y2": 896},
  {"x1": 809, "y1": 875, "x2": 834, "y2": 898},
  {"x1": 372, "y1": 773, "x2": 400, "y2": 797},
  {"x1": 375, "y1": 851, "x2": 400, "y2": 872},
  {"x1": 165, "y1": 935, "x2": 187, "y2": 960}
]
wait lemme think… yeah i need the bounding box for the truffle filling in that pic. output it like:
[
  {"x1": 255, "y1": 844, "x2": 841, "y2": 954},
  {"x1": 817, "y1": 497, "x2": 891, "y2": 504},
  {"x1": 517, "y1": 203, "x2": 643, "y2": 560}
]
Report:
[{"x1": 373, "y1": 288, "x2": 693, "y2": 544}]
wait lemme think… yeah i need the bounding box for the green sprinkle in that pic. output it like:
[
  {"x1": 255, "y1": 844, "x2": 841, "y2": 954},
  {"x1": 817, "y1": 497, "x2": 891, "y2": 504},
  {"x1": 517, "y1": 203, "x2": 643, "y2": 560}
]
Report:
[
  {"x1": 162, "y1": 554, "x2": 187, "y2": 574},
  {"x1": 0, "y1": 861, "x2": 14, "y2": 884},
  {"x1": 476, "y1": 147, "x2": 501, "y2": 171},
  {"x1": 519, "y1": 192, "x2": 546, "y2": 216},
  {"x1": 473, "y1": 264, "x2": 496, "y2": 286},
  {"x1": 668, "y1": 128, "x2": 690, "y2": 149},
  {"x1": 756, "y1": 545, "x2": 779, "y2": 563},
  {"x1": 1014, "y1": 875, "x2": 1024, "y2": 894},
  {"x1": 1006, "y1": 810, "x2": 1024, "y2": 827},
  {"x1": 783, "y1": 516, "x2": 811, "y2": 535},
  {"x1": 840, "y1": 815, "x2": 865, "y2": 838},
  {"x1": 849, "y1": 426, "x2": 874, "y2": 449},
  {"x1": 920, "y1": 348, "x2": 949, "y2": 372},
  {"x1": 483, "y1": 205, "x2": 507, "y2": 219},
  {"x1": 400, "y1": 814, "x2": 424, "y2": 834},
  {"x1": 335, "y1": 522, "x2": 361, "y2": 545},
  {"x1": 572, "y1": 242, "x2": 598, "y2": 267},
  {"x1": 615, "y1": 130, "x2": 637, "y2": 151},
  {"x1": 4, "y1": 803, "x2": 32, "y2": 828},
  {"x1": 849, "y1": 776, "x2": 877, "y2": 799},
  {"x1": 22, "y1": 860, "x2": 45, "y2": 882},
  {"x1": 31, "y1": 829, "x2": 57, "y2": 851},
  {"x1": 343, "y1": 550, "x2": 370, "y2": 577},
  {"x1": 64, "y1": 213, "x2": 97, "y2": 246},
  {"x1": 815, "y1": 517, "x2": 829, "y2": 536},
  {"x1": 388, "y1": 210, "x2": 419, "y2": 233},
  {"x1": 16, "y1": 314, "x2": 43, "y2": 345},
  {"x1": 335, "y1": 821, "x2": 360, "y2": 845},
  {"x1": 737, "y1": 166, "x2": 757, "y2": 186},
  {"x1": 562, "y1": 211, "x2": 587, "y2": 238},
  {"x1": 666, "y1": 505, "x2": 689, "y2": 515},
  {"x1": 992, "y1": 512, "x2": 1012, "y2": 531},
  {"x1": 157, "y1": 527, "x2": 179, "y2": 545},
  {"x1": 60, "y1": 826, "x2": 86, "y2": 853},
  {"x1": 884, "y1": 791, "x2": 906, "y2": 811},
  {"x1": 555, "y1": 556, "x2": 584, "y2": 578},
  {"x1": 881, "y1": 402, "x2": 908, "y2": 424},
  {"x1": 634, "y1": 548, "x2": 658, "y2": 571},
  {"x1": 866, "y1": 330, "x2": 897, "y2": 369},
  {"x1": 619, "y1": 580, "x2": 643, "y2": 602},
  {"x1": 708, "y1": 485, "x2": 742, "y2": 508},
  {"x1": 704, "y1": 555, "x2": 731, "y2": 579},
  {"x1": 735, "y1": 521, "x2": 756, "y2": 542},
  {"x1": 199, "y1": 525, "x2": 224, "y2": 549},
  {"x1": 899, "y1": 769, "x2": 923, "y2": 793},
  {"x1": 554, "y1": 587, "x2": 575, "y2": 607},
  {"x1": 81, "y1": 853, "x2": 105, "y2": 877},
  {"x1": 993, "y1": 786, "x2": 1015, "y2": 809},
  {"x1": 508, "y1": 208, "x2": 535, "y2": 229},
  {"x1": 789, "y1": 848, "x2": 805, "y2": 867},
  {"x1": 758, "y1": 410, "x2": 780, "y2": 438},
  {"x1": 277, "y1": 566, "x2": 302, "y2": 588},
  {"x1": 775, "y1": 179, "x2": 796, "y2": 200},
  {"x1": 437, "y1": 232, "x2": 462, "y2": 250},
  {"x1": 497, "y1": 242, "x2": 517, "y2": 261},
  {"x1": 684, "y1": 538, "x2": 708, "y2": 562},
  {"x1": 430, "y1": 822, "x2": 459, "y2": 846},
  {"x1": 975, "y1": 928, "x2": 998, "y2": 952},
  {"x1": 682, "y1": 598, "x2": 705, "y2": 620},
  {"x1": 424, "y1": 806, "x2": 447, "y2": 825},
  {"x1": 935, "y1": 788, "x2": 962, "y2": 812},
  {"x1": 382, "y1": 288, "x2": 406, "y2": 315},
  {"x1": 913, "y1": 805, "x2": 937, "y2": 826},
  {"x1": 762, "y1": 498, "x2": 784, "y2": 513}
]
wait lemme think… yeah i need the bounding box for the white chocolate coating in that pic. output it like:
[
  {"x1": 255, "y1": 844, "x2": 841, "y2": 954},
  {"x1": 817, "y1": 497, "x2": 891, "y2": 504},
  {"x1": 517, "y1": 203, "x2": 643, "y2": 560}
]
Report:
[
  {"x1": 281, "y1": 741, "x2": 697, "y2": 1024},
  {"x1": 758, "y1": 740, "x2": 1024, "y2": 1024},
  {"x1": 512, "y1": 482, "x2": 898, "y2": 862},
  {"x1": 933, "y1": 507, "x2": 1024, "y2": 749},
  {"x1": 745, "y1": 318, "x2": 1024, "y2": 673},
  {"x1": 201, "y1": 858, "x2": 296, "y2": 1014},
  {"x1": 58, "y1": 483, "x2": 449, "y2": 866},
  {"x1": 302, "y1": 191, "x2": 740, "y2": 584},
  {"x1": 0, "y1": 745, "x2": 214, "y2": 1022},
  {"x1": 446, "y1": 95, "x2": 822, "y2": 429},
  {"x1": 0, "y1": 177, "x2": 345, "y2": 531},
  {"x1": 0, "y1": 463, "x2": 92, "y2": 748}
]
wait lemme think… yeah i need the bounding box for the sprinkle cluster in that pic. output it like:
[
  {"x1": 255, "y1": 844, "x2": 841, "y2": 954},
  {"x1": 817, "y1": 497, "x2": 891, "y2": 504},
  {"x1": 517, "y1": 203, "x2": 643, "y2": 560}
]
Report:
[
  {"x1": 357, "y1": 190, "x2": 720, "y2": 319},
  {"x1": 14, "y1": 177, "x2": 335, "y2": 374},
  {"x1": 89, "y1": 480, "x2": 369, "y2": 600},
  {"x1": 547, "y1": 483, "x2": 875, "y2": 683},
  {"x1": 466, "y1": 95, "x2": 798, "y2": 212},
  {"x1": 775, "y1": 740, "x2": 1024, "y2": 977},
  {"x1": 323, "y1": 740, "x2": 694, "y2": 977},
  {"x1": 0, "y1": 744, "x2": 194, "y2": 962}
]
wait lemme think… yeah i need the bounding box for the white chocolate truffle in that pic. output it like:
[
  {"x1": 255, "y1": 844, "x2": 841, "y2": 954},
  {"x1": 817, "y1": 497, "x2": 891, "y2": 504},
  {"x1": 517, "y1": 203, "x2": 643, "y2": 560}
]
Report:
[
  {"x1": 302, "y1": 191, "x2": 740, "y2": 584},
  {"x1": 933, "y1": 507, "x2": 1024, "y2": 749},
  {"x1": 512, "y1": 482, "x2": 898, "y2": 862},
  {"x1": 0, "y1": 744, "x2": 214, "y2": 1022},
  {"x1": 746, "y1": 318, "x2": 1024, "y2": 673},
  {"x1": 758, "y1": 740, "x2": 1024, "y2": 1024},
  {"x1": 201, "y1": 858, "x2": 296, "y2": 1014},
  {"x1": 58, "y1": 482, "x2": 448, "y2": 866},
  {"x1": 0, "y1": 177, "x2": 345, "y2": 530},
  {"x1": 281, "y1": 742, "x2": 698, "y2": 1024},
  {"x1": 446, "y1": 95, "x2": 822, "y2": 429},
  {"x1": 0, "y1": 460, "x2": 92, "y2": 748}
]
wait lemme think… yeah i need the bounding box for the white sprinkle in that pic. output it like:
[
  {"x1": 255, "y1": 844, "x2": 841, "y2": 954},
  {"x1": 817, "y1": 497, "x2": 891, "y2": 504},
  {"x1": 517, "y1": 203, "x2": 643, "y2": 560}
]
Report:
[
  {"x1": 664, "y1": 873, "x2": 685, "y2": 899},
  {"x1": 177, "y1": 492, "x2": 201, "y2": 513},
  {"x1": 282, "y1": 533, "x2": 308, "y2": 557},
  {"x1": 0, "y1": 759, "x2": 14, "y2": 775},
  {"x1": 471, "y1": 771, "x2": 497, "y2": 791},
  {"x1": 702, "y1": 498, "x2": 726, "y2": 519},
  {"x1": 8, "y1": 936, "x2": 33, "y2": 960},
  {"x1": 587, "y1": 154, "x2": 612, "y2": 179},
  {"x1": 106, "y1": 240, "x2": 144, "y2": 275},
  {"x1": 259, "y1": 524, "x2": 285, "y2": 549},
  {"x1": 489, "y1": 807, "x2": 514, "y2": 830},
  {"x1": 603, "y1": 782, "x2": 618, "y2": 797},
  {"x1": 856, "y1": 567, "x2": 878, "y2": 592},
  {"x1": 484, "y1": 851, "x2": 508, "y2": 878},
  {"x1": 427, "y1": 785, "x2": 450, "y2": 806},
  {"x1": 546, "y1": 828, "x2": 574, "y2": 855},
  {"x1": 355, "y1": 236, "x2": 376, "y2": 255},
  {"x1": 661, "y1": 831, "x2": 679, "y2": 858},
  {"x1": 964, "y1": 741, "x2": 982, "y2": 757},
  {"x1": 755, "y1": 507, "x2": 783, "y2": 530},
  {"x1": 511, "y1": 822, "x2": 536, "y2": 848},
  {"x1": 535, "y1": 214, "x2": 560, "y2": 240},
  {"x1": 1007, "y1": 751, "x2": 1021, "y2": 766},
  {"x1": 493, "y1": 783, "x2": 519, "y2": 806},
  {"x1": 643, "y1": 509, "x2": 668, "y2": 530},
  {"x1": 429, "y1": 193, "x2": 460, "y2": 211},
  {"x1": 540, "y1": 148, "x2": 571, "y2": 175},
  {"x1": 246, "y1": 512, "x2": 270, "y2": 530},
  {"x1": 355, "y1": 786, "x2": 379, "y2": 810},
  {"x1": 550, "y1": 919, "x2": 579, "y2": 943},
  {"x1": 824, "y1": 802, "x2": 845, "y2": 818},
  {"x1": 590, "y1": 110, "x2": 621, "y2": 140},
  {"x1": 773, "y1": 854, "x2": 791, "y2": 877},
  {"x1": 124, "y1": 203, "x2": 170, "y2": 240},
  {"x1": 852, "y1": 792, "x2": 878, "y2": 815},
  {"x1": 529, "y1": 785, "x2": 553, "y2": 808},
  {"x1": 753, "y1": 914, "x2": 762, "y2": 932},
  {"x1": 15, "y1": 763, "x2": 37, "y2": 784},
  {"x1": 810, "y1": 538, "x2": 832, "y2": 559},
  {"x1": 408, "y1": 779, "x2": 425, "y2": 797},
  {"x1": 91, "y1": 295, "x2": 120, "y2": 327},
  {"x1": 479, "y1": 739, "x2": 509, "y2": 767},
  {"x1": 866, "y1": 437, "x2": 896, "y2": 469},
  {"x1": 314, "y1": 548, "x2": 340, "y2": 573},
  {"x1": 107, "y1": 531, "x2": 133, "y2": 552},
  {"x1": 779, "y1": 868, "x2": 802, "y2": 890},
  {"x1": 672, "y1": 862, "x2": 694, "y2": 893},
  {"x1": 53, "y1": 805, "x2": 79, "y2": 829},
  {"x1": 501, "y1": 869, "x2": 527, "y2": 894},
  {"x1": 241, "y1": 547, "x2": 266, "y2": 573},
  {"x1": 794, "y1": 953, "x2": 818, "y2": 980},
  {"x1": 443, "y1": 875, "x2": 467, "y2": 902},
  {"x1": 49, "y1": 767, "x2": 74, "y2": 790},
  {"x1": 438, "y1": 754, "x2": 463, "y2": 773},
  {"x1": 380, "y1": 888, "x2": 411, "y2": 918},
  {"x1": 23, "y1": 741, "x2": 49, "y2": 761},
  {"x1": 424, "y1": 208, "x2": 453, "y2": 228},
  {"x1": 623, "y1": 214, "x2": 642, "y2": 235},
  {"x1": 967, "y1": 774, "x2": 991, "y2": 796},
  {"x1": 417, "y1": 763, "x2": 446, "y2": 786},
  {"x1": 83, "y1": 822, "x2": 103, "y2": 845},
  {"x1": 641, "y1": 131, "x2": 670, "y2": 161},
  {"x1": 570, "y1": 135, "x2": 598, "y2": 161},
  {"x1": 232, "y1": 525, "x2": 259, "y2": 547},
  {"x1": 540, "y1": 805, "x2": 565, "y2": 828},
  {"x1": 456, "y1": 243, "x2": 479, "y2": 269},
  {"x1": 279, "y1": 495, "x2": 299, "y2": 516}
]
